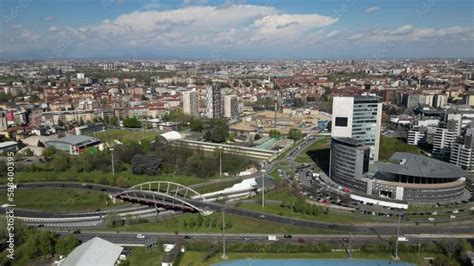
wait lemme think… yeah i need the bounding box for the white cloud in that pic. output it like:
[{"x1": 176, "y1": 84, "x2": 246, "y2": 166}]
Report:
[
  {"x1": 326, "y1": 30, "x2": 339, "y2": 38},
  {"x1": 76, "y1": 5, "x2": 337, "y2": 49},
  {"x1": 48, "y1": 26, "x2": 60, "y2": 32},
  {"x1": 2, "y1": 4, "x2": 473, "y2": 58},
  {"x1": 347, "y1": 25, "x2": 474, "y2": 43},
  {"x1": 183, "y1": 0, "x2": 208, "y2": 5},
  {"x1": 365, "y1": 7, "x2": 381, "y2": 14},
  {"x1": 43, "y1": 16, "x2": 55, "y2": 21}
]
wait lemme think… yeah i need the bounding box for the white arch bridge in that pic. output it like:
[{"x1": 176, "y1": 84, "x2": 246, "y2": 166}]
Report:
[{"x1": 115, "y1": 181, "x2": 213, "y2": 216}]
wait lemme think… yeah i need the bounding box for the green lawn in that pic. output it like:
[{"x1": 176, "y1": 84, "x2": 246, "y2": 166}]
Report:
[
  {"x1": 238, "y1": 203, "x2": 384, "y2": 225},
  {"x1": 295, "y1": 137, "x2": 331, "y2": 164},
  {"x1": 11, "y1": 170, "x2": 211, "y2": 187},
  {"x1": 243, "y1": 188, "x2": 390, "y2": 224},
  {"x1": 0, "y1": 188, "x2": 115, "y2": 212},
  {"x1": 269, "y1": 162, "x2": 291, "y2": 180},
  {"x1": 94, "y1": 129, "x2": 157, "y2": 143},
  {"x1": 379, "y1": 136, "x2": 421, "y2": 161},
  {"x1": 100, "y1": 213, "x2": 337, "y2": 234},
  {"x1": 127, "y1": 247, "x2": 165, "y2": 266}
]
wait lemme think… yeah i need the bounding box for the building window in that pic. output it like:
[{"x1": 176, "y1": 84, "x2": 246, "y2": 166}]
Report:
[{"x1": 335, "y1": 117, "x2": 348, "y2": 127}]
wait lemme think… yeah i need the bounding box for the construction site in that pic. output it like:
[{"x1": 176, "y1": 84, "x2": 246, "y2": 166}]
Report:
[{"x1": 229, "y1": 108, "x2": 331, "y2": 135}]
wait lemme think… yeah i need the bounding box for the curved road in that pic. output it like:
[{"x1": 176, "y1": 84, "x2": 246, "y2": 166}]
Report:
[{"x1": 2, "y1": 181, "x2": 474, "y2": 236}]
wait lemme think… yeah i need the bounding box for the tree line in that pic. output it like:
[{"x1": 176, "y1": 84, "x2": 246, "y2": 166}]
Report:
[
  {"x1": 1, "y1": 135, "x2": 256, "y2": 184},
  {"x1": 0, "y1": 218, "x2": 81, "y2": 265}
]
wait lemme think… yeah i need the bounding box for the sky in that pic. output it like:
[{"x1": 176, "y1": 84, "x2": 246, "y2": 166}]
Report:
[{"x1": 0, "y1": 0, "x2": 473, "y2": 59}]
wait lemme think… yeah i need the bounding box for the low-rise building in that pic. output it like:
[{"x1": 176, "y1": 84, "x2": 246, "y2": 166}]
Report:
[
  {"x1": 45, "y1": 135, "x2": 100, "y2": 155},
  {"x1": 60, "y1": 237, "x2": 124, "y2": 266},
  {"x1": 0, "y1": 141, "x2": 18, "y2": 153}
]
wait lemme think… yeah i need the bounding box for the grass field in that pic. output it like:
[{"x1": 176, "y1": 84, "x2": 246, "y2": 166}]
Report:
[
  {"x1": 11, "y1": 170, "x2": 210, "y2": 187},
  {"x1": 295, "y1": 137, "x2": 331, "y2": 164},
  {"x1": 127, "y1": 247, "x2": 165, "y2": 266},
  {"x1": 100, "y1": 213, "x2": 337, "y2": 234},
  {"x1": 0, "y1": 188, "x2": 114, "y2": 212},
  {"x1": 238, "y1": 203, "x2": 384, "y2": 225},
  {"x1": 243, "y1": 188, "x2": 392, "y2": 224},
  {"x1": 93, "y1": 129, "x2": 157, "y2": 143},
  {"x1": 379, "y1": 135, "x2": 421, "y2": 161}
]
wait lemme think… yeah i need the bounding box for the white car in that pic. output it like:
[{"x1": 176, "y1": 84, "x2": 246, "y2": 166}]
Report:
[
  {"x1": 452, "y1": 210, "x2": 459, "y2": 214},
  {"x1": 431, "y1": 211, "x2": 437, "y2": 215},
  {"x1": 136, "y1": 234, "x2": 145, "y2": 239},
  {"x1": 428, "y1": 217, "x2": 435, "y2": 221},
  {"x1": 450, "y1": 215, "x2": 456, "y2": 219}
]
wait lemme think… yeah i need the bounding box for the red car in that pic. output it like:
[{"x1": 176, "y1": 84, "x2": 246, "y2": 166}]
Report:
[{"x1": 298, "y1": 238, "x2": 305, "y2": 243}]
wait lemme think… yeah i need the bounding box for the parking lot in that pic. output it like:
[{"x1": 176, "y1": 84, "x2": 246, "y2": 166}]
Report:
[{"x1": 274, "y1": 162, "x2": 474, "y2": 223}]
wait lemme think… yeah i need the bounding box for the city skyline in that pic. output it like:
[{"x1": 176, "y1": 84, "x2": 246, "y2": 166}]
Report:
[{"x1": 1, "y1": 0, "x2": 473, "y2": 59}]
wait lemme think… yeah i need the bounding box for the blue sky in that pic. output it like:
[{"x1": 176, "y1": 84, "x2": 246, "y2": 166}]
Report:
[{"x1": 0, "y1": 0, "x2": 473, "y2": 59}]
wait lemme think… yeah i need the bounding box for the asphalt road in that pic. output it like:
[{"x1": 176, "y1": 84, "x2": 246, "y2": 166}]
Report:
[
  {"x1": 3, "y1": 181, "x2": 474, "y2": 236},
  {"x1": 58, "y1": 231, "x2": 474, "y2": 246},
  {"x1": 2, "y1": 136, "x2": 473, "y2": 236}
]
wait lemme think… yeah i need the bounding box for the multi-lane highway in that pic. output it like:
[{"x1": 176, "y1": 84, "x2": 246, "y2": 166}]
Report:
[
  {"x1": 1, "y1": 135, "x2": 473, "y2": 238},
  {"x1": 2, "y1": 181, "x2": 474, "y2": 235},
  {"x1": 60, "y1": 231, "x2": 474, "y2": 246}
]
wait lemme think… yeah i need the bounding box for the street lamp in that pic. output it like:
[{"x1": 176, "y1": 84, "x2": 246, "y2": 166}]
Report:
[
  {"x1": 219, "y1": 146, "x2": 223, "y2": 177},
  {"x1": 221, "y1": 207, "x2": 227, "y2": 259},
  {"x1": 110, "y1": 148, "x2": 115, "y2": 176},
  {"x1": 261, "y1": 169, "x2": 266, "y2": 209},
  {"x1": 394, "y1": 212, "x2": 402, "y2": 260}
]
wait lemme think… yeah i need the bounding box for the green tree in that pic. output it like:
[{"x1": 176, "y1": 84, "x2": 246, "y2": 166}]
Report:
[
  {"x1": 131, "y1": 152, "x2": 162, "y2": 175},
  {"x1": 21, "y1": 148, "x2": 34, "y2": 157},
  {"x1": 38, "y1": 231, "x2": 57, "y2": 257},
  {"x1": 204, "y1": 118, "x2": 229, "y2": 143},
  {"x1": 163, "y1": 110, "x2": 193, "y2": 123},
  {"x1": 23, "y1": 234, "x2": 41, "y2": 259},
  {"x1": 109, "y1": 116, "x2": 119, "y2": 126},
  {"x1": 55, "y1": 236, "x2": 81, "y2": 255},
  {"x1": 122, "y1": 117, "x2": 142, "y2": 128},
  {"x1": 116, "y1": 176, "x2": 129, "y2": 187},
  {"x1": 288, "y1": 128, "x2": 303, "y2": 140},
  {"x1": 269, "y1": 129, "x2": 281, "y2": 138},
  {"x1": 189, "y1": 118, "x2": 204, "y2": 132},
  {"x1": 49, "y1": 153, "x2": 71, "y2": 171},
  {"x1": 42, "y1": 147, "x2": 57, "y2": 160}
]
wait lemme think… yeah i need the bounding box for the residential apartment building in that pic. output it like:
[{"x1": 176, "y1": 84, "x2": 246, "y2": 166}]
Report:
[
  {"x1": 450, "y1": 128, "x2": 474, "y2": 171},
  {"x1": 182, "y1": 90, "x2": 199, "y2": 117},
  {"x1": 407, "y1": 126, "x2": 426, "y2": 145},
  {"x1": 206, "y1": 84, "x2": 222, "y2": 119},
  {"x1": 223, "y1": 95, "x2": 238, "y2": 119},
  {"x1": 433, "y1": 113, "x2": 462, "y2": 160}
]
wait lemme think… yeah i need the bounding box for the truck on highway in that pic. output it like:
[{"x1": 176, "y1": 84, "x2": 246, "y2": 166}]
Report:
[{"x1": 267, "y1": 235, "x2": 278, "y2": 241}]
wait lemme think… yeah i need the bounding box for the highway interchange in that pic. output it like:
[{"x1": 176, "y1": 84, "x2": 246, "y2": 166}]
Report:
[{"x1": 1, "y1": 134, "x2": 474, "y2": 246}]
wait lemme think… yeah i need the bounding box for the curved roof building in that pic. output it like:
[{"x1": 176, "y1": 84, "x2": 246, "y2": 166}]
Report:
[
  {"x1": 378, "y1": 152, "x2": 466, "y2": 179},
  {"x1": 372, "y1": 152, "x2": 467, "y2": 202}
]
